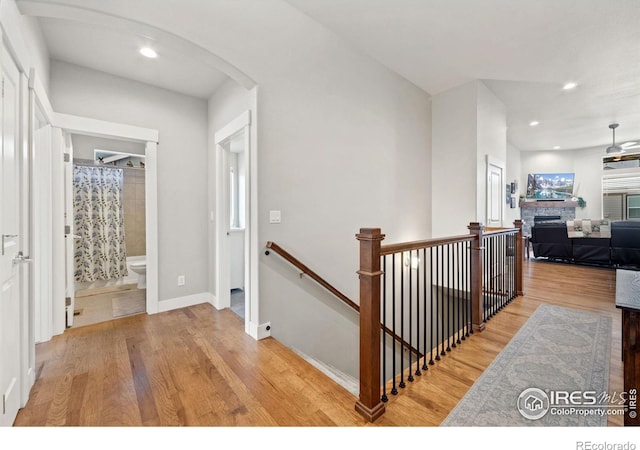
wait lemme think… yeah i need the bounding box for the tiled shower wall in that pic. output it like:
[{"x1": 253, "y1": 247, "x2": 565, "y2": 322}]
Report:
[{"x1": 123, "y1": 169, "x2": 146, "y2": 256}]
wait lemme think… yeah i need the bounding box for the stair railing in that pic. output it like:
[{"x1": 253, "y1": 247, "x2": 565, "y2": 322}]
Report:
[{"x1": 356, "y1": 220, "x2": 524, "y2": 422}]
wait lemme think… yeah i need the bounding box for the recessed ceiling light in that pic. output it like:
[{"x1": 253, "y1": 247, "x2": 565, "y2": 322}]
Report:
[
  {"x1": 562, "y1": 82, "x2": 577, "y2": 90},
  {"x1": 529, "y1": 121, "x2": 539, "y2": 127},
  {"x1": 139, "y1": 47, "x2": 157, "y2": 58},
  {"x1": 553, "y1": 146, "x2": 561, "y2": 150}
]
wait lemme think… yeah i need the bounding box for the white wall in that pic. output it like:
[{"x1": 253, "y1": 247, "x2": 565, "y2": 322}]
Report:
[
  {"x1": 432, "y1": 81, "x2": 478, "y2": 237},
  {"x1": 50, "y1": 60, "x2": 209, "y2": 302},
  {"x1": 0, "y1": 0, "x2": 49, "y2": 89},
  {"x1": 519, "y1": 146, "x2": 603, "y2": 219},
  {"x1": 432, "y1": 80, "x2": 506, "y2": 236},
  {"x1": 477, "y1": 82, "x2": 507, "y2": 225},
  {"x1": 253, "y1": 22, "x2": 432, "y2": 378},
  {"x1": 207, "y1": 79, "x2": 250, "y2": 295},
  {"x1": 43, "y1": 1, "x2": 433, "y2": 380}
]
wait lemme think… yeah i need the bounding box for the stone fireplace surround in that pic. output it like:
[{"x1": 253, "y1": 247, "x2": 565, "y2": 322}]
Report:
[{"x1": 520, "y1": 200, "x2": 579, "y2": 235}]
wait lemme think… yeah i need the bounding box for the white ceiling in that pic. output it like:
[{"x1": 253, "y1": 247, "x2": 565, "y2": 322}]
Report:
[
  {"x1": 25, "y1": 0, "x2": 640, "y2": 152},
  {"x1": 36, "y1": 17, "x2": 230, "y2": 99},
  {"x1": 285, "y1": 0, "x2": 640, "y2": 152}
]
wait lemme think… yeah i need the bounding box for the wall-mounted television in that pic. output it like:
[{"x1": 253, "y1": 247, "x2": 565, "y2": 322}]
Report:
[{"x1": 526, "y1": 173, "x2": 575, "y2": 199}]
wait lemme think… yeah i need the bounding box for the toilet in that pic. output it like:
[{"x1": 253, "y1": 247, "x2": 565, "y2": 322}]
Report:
[{"x1": 129, "y1": 260, "x2": 146, "y2": 289}]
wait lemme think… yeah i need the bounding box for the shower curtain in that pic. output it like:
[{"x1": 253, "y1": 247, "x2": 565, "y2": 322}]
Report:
[{"x1": 73, "y1": 165, "x2": 128, "y2": 282}]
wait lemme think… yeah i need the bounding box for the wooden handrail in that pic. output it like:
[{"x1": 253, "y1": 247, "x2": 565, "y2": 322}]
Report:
[
  {"x1": 266, "y1": 241, "x2": 359, "y2": 311},
  {"x1": 483, "y1": 227, "x2": 518, "y2": 236},
  {"x1": 380, "y1": 234, "x2": 474, "y2": 256},
  {"x1": 265, "y1": 241, "x2": 423, "y2": 359}
]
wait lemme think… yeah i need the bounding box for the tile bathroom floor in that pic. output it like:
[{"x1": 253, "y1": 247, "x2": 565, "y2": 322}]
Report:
[{"x1": 73, "y1": 284, "x2": 146, "y2": 328}]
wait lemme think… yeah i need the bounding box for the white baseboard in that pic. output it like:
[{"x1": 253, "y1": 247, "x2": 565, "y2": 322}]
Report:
[
  {"x1": 248, "y1": 321, "x2": 271, "y2": 340},
  {"x1": 158, "y1": 292, "x2": 216, "y2": 312},
  {"x1": 291, "y1": 347, "x2": 359, "y2": 396}
]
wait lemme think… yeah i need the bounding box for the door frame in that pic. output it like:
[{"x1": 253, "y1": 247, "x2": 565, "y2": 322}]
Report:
[
  {"x1": 44, "y1": 113, "x2": 160, "y2": 335},
  {"x1": 214, "y1": 108, "x2": 266, "y2": 339},
  {"x1": 214, "y1": 113, "x2": 249, "y2": 314},
  {"x1": 55, "y1": 113, "x2": 159, "y2": 314}
]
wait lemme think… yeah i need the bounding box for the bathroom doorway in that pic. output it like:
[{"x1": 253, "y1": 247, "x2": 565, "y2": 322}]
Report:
[
  {"x1": 68, "y1": 136, "x2": 148, "y2": 327},
  {"x1": 225, "y1": 131, "x2": 246, "y2": 320},
  {"x1": 215, "y1": 111, "x2": 252, "y2": 330}
]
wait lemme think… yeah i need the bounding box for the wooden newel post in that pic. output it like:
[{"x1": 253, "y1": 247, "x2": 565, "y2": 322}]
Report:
[
  {"x1": 355, "y1": 227, "x2": 386, "y2": 422},
  {"x1": 468, "y1": 222, "x2": 485, "y2": 333},
  {"x1": 514, "y1": 219, "x2": 525, "y2": 296}
]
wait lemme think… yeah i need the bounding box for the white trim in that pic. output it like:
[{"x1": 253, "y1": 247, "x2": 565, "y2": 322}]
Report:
[
  {"x1": 248, "y1": 321, "x2": 271, "y2": 341},
  {"x1": 53, "y1": 113, "x2": 158, "y2": 143},
  {"x1": 214, "y1": 110, "x2": 250, "y2": 143},
  {"x1": 158, "y1": 292, "x2": 215, "y2": 313},
  {"x1": 27, "y1": 69, "x2": 53, "y2": 125},
  {"x1": 0, "y1": 1, "x2": 33, "y2": 74},
  {"x1": 214, "y1": 138, "x2": 231, "y2": 311},
  {"x1": 55, "y1": 119, "x2": 160, "y2": 318},
  {"x1": 247, "y1": 88, "x2": 263, "y2": 338},
  {"x1": 18, "y1": 65, "x2": 33, "y2": 408},
  {"x1": 486, "y1": 155, "x2": 505, "y2": 227},
  {"x1": 144, "y1": 141, "x2": 159, "y2": 314},
  {"x1": 214, "y1": 106, "x2": 266, "y2": 339},
  {"x1": 50, "y1": 126, "x2": 65, "y2": 336}
]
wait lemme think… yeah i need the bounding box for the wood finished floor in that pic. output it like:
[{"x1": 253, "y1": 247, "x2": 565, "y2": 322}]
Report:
[{"x1": 14, "y1": 257, "x2": 623, "y2": 427}]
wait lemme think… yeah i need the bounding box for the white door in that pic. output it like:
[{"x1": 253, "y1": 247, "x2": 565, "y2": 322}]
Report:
[{"x1": 0, "y1": 43, "x2": 23, "y2": 427}]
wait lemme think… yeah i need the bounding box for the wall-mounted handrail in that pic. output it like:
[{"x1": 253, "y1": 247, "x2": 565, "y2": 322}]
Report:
[
  {"x1": 265, "y1": 240, "x2": 423, "y2": 359},
  {"x1": 266, "y1": 241, "x2": 359, "y2": 310}
]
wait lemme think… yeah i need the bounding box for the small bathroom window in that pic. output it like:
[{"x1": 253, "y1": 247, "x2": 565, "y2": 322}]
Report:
[{"x1": 229, "y1": 166, "x2": 239, "y2": 228}]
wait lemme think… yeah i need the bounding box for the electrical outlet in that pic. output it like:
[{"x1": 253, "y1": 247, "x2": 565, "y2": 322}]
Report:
[{"x1": 178, "y1": 275, "x2": 185, "y2": 286}]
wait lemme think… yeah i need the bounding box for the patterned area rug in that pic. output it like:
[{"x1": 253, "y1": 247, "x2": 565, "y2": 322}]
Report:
[{"x1": 441, "y1": 304, "x2": 611, "y2": 426}]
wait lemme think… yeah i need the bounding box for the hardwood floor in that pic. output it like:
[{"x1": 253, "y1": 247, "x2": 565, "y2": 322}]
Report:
[{"x1": 14, "y1": 257, "x2": 623, "y2": 427}]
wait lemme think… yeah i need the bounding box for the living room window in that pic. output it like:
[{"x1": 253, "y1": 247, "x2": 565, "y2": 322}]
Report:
[{"x1": 627, "y1": 195, "x2": 640, "y2": 220}]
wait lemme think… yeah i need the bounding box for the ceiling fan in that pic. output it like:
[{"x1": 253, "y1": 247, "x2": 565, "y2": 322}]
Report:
[{"x1": 606, "y1": 123, "x2": 640, "y2": 155}]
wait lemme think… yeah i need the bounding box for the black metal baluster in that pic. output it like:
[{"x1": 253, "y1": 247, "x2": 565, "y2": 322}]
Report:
[
  {"x1": 497, "y1": 234, "x2": 502, "y2": 312},
  {"x1": 381, "y1": 256, "x2": 388, "y2": 402},
  {"x1": 415, "y1": 249, "x2": 422, "y2": 376},
  {"x1": 492, "y1": 236, "x2": 497, "y2": 316},
  {"x1": 451, "y1": 243, "x2": 457, "y2": 348},
  {"x1": 511, "y1": 233, "x2": 516, "y2": 300},
  {"x1": 391, "y1": 254, "x2": 397, "y2": 395},
  {"x1": 408, "y1": 251, "x2": 414, "y2": 382},
  {"x1": 462, "y1": 241, "x2": 467, "y2": 340},
  {"x1": 429, "y1": 247, "x2": 435, "y2": 366},
  {"x1": 483, "y1": 236, "x2": 487, "y2": 321},
  {"x1": 399, "y1": 252, "x2": 406, "y2": 389},
  {"x1": 500, "y1": 234, "x2": 504, "y2": 309},
  {"x1": 446, "y1": 244, "x2": 451, "y2": 352},
  {"x1": 422, "y1": 247, "x2": 429, "y2": 371},
  {"x1": 440, "y1": 245, "x2": 446, "y2": 357},
  {"x1": 435, "y1": 246, "x2": 441, "y2": 361},
  {"x1": 456, "y1": 241, "x2": 461, "y2": 345}
]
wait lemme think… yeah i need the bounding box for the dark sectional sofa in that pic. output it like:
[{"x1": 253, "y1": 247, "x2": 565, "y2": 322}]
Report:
[{"x1": 530, "y1": 220, "x2": 640, "y2": 267}]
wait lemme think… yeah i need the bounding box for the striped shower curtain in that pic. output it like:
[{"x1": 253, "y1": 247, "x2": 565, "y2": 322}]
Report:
[{"x1": 73, "y1": 165, "x2": 128, "y2": 282}]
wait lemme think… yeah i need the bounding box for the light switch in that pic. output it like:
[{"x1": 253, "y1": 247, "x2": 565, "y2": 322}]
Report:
[{"x1": 269, "y1": 210, "x2": 281, "y2": 224}]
